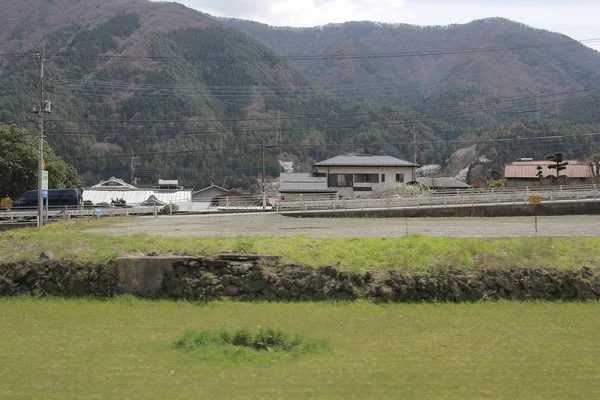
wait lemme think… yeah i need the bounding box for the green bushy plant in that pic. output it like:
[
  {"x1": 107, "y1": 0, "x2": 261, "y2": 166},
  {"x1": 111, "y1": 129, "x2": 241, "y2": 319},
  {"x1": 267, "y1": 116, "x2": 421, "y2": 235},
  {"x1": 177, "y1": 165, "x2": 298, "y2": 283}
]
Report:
[{"x1": 173, "y1": 326, "x2": 329, "y2": 363}]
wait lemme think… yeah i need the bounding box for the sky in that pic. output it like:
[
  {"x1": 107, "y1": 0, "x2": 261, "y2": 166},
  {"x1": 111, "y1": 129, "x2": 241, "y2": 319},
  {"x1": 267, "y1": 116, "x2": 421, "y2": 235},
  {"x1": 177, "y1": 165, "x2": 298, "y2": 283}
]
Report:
[{"x1": 165, "y1": 0, "x2": 600, "y2": 51}]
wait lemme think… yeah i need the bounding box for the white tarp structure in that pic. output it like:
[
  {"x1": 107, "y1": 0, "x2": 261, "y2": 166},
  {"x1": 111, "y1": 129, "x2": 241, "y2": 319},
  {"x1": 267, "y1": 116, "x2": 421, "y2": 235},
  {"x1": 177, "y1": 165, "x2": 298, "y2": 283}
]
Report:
[{"x1": 83, "y1": 177, "x2": 192, "y2": 211}]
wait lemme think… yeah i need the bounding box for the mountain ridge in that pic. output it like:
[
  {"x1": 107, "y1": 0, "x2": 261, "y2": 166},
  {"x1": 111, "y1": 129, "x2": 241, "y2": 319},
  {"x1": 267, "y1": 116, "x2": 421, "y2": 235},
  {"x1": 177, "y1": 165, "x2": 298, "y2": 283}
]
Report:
[{"x1": 1, "y1": 0, "x2": 599, "y2": 190}]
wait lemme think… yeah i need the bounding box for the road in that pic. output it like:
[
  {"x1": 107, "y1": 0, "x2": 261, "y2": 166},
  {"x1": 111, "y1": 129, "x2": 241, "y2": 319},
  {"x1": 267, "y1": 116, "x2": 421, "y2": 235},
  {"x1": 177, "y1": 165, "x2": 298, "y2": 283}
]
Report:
[{"x1": 89, "y1": 213, "x2": 600, "y2": 238}]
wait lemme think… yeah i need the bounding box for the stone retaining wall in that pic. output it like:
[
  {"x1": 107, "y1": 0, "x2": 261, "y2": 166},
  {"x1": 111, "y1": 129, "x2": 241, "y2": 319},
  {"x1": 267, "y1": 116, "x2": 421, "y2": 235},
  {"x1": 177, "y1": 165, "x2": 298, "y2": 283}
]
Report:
[{"x1": 1, "y1": 255, "x2": 599, "y2": 302}]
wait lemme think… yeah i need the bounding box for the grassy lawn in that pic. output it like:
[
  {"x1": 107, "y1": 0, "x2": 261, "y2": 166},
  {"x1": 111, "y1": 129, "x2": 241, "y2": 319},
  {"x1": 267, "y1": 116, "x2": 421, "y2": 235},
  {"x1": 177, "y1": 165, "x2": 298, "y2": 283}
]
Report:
[
  {"x1": 1, "y1": 218, "x2": 600, "y2": 271},
  {"x1": 1, "y1": 298, "x2": 599, "y2": 400}
]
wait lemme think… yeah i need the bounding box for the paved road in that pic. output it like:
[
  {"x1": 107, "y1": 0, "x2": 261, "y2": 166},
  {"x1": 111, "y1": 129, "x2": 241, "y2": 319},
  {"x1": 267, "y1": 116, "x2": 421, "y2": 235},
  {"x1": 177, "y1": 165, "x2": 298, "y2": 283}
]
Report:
[{"x1": 89, "y1": 213, "x2": 600, "y2": 238}]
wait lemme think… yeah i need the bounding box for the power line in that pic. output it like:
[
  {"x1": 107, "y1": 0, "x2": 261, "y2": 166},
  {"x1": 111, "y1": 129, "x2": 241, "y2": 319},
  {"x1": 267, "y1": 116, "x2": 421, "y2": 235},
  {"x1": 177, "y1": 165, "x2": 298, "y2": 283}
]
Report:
[
  {"x1": 49, "y1": 37, "x2": 600, "y2": 62},
  {"x1": 42, "y1": 88, "x2": 596, "y2": 127},
  {"x1": 2, "y1": 36, "x2": 598, "y2": 62},
  {"x1": 56, "y1": 131, "x2": 600, "y2": 162}
]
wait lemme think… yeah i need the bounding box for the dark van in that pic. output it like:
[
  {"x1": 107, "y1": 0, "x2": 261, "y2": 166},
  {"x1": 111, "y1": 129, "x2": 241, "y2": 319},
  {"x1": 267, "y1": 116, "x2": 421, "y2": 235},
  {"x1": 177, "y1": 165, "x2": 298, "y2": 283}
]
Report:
[{"x1": 13, "y1": 189, "x2": 82, "y2": 209}]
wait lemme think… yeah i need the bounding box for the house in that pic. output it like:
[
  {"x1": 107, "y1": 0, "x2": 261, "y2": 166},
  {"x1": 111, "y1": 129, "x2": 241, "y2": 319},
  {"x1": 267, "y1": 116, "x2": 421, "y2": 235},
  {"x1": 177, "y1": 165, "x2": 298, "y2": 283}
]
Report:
[
  {"x1": 192, "y1": 185, "x2": 229, "y2": 205},
  {"x1": 213, "y1": 189, "x2": 258, "y2": 207},
  {"x1": 504, "y1": 160, "x2": 594, "y2": 187},
  {"x1": 279, "y1": 173, "x2": 337, "y2": 200},
  {"x1": 313, "y1": 154, "x2": 420, "y2": 198},
  {"x1": 415, "y1": 177, "x2": 471, "y2": 190},
  {"x1": 83, "y1": 177, "x2": 192, "y2": 210},
  {"x1": 157, "y1": 179, "x2": 182, "y2": 190}
]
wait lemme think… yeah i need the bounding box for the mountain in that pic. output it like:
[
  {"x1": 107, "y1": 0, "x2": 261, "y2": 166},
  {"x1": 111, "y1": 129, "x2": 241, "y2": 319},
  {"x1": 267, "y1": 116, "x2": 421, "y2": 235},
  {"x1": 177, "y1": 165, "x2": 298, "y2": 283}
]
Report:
[
  {"x1": 225, "y1": 18, "x2": 600, "y2": 120},
  {"x1": 1, "y1": 0, "x2": 599, "y2": 191},
  {"x1": 2, "y1": 0, "x2": 421, "y2": 188}
]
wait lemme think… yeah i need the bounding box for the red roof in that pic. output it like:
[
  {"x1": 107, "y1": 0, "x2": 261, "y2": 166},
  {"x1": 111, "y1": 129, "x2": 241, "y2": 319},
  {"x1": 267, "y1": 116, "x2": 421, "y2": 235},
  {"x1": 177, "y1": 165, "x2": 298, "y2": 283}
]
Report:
[
  {"x1": 505, "y1": 163, "x2": 592, "y2": 179},
  {"x1": 510, "y1": 160, "x2": 579, "y2": 166}
]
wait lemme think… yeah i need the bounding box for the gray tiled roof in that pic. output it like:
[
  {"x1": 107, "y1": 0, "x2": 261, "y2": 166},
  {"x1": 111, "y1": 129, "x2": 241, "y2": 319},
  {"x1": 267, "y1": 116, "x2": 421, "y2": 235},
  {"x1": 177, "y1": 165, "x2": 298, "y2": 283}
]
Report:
[
  {"x1": 314, "y1": 155, "x2": 419, "y2": 167},
  {"x1": 279, "y1": 173, "x2": 336, "y2": 193},
  {"x1": 416, "y1": 177, "x2": 471, "y2": 188}
]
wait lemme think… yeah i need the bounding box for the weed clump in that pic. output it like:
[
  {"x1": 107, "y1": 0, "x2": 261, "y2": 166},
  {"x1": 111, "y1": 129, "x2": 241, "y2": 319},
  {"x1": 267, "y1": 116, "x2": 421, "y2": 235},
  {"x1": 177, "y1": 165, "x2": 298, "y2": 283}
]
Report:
[{"x1": 173, "y1": 327, "x2": 329, "y2": 363}]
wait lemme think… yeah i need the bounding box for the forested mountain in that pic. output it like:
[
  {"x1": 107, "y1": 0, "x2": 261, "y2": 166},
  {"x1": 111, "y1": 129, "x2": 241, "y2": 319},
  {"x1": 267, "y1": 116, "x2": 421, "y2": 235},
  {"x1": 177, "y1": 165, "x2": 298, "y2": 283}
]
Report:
[
  {"x1": 1, "y1": 0, "x2": 599, "y2": 191},
  {"x1": 225, "y1": 18, "x2": 600, "y2": 115}
]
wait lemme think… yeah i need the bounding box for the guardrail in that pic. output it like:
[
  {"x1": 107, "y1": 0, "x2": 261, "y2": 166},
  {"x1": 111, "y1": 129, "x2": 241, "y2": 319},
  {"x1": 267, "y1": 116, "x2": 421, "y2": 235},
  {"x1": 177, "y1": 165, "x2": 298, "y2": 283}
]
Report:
[
  {"x1": 0, "y1": 195, "x2": 275, "y2": 224},
  {"x1": 2, "y1": 185, "x2": 599, "y2": 223},
  {"x1": 275, "y1": 185, "x2": 600, "y2": 213}
]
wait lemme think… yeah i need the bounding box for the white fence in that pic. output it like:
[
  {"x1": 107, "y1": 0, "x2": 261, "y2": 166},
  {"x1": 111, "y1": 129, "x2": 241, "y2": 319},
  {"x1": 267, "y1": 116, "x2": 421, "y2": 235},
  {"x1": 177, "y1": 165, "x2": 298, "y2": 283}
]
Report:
[
  {"x1": 2, "y1": 185, "x2": 600, "y2": 224},
  {"x1": 275, "y1": 185, "x2": 600, "y2": 213},
  {"x1": 0, "y1": 194, "x2": 273, "y2": 224}
]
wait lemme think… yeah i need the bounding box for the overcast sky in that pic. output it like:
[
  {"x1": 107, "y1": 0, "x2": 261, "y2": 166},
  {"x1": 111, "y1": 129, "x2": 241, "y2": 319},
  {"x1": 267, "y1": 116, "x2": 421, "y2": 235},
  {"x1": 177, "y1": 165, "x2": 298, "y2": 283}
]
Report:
[{"x1": 165, "y1": 0, "x2": 600, "y2": 50}]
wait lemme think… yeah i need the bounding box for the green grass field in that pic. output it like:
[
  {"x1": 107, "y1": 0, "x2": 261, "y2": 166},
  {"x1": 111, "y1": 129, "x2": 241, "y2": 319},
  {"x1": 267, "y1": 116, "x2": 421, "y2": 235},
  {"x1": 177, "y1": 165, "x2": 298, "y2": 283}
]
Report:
[
  {"x1": 1, "y1": 298, "x2": 599, "y2": 400},
  {"x1": 1, "y1": 218, "x2": 600, "y2": 271}
]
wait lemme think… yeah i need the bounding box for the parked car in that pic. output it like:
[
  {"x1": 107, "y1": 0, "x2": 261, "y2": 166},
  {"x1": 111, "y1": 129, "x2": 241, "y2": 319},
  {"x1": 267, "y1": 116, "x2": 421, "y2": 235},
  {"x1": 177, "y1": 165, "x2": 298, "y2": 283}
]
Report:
[{"x1": 12, "y1": 189, "x2": 82, "y2": 209}]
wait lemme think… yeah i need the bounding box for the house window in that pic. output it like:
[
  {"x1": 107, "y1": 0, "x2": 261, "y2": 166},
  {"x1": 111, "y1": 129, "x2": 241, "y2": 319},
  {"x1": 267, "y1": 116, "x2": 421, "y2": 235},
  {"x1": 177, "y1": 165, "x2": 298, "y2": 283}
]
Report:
[
  {"x1": 354, "y1": 174, "x2": 379, "y2": 183},
  {"x1": 328, "y1": 174, "x2": 353, "y2": 187},
  {"x1": 381, "y1": 174, "x2": 385, "y2": 182},
  {"x1": 396, "y1": 174, "x2": 405, "y2": 183}
]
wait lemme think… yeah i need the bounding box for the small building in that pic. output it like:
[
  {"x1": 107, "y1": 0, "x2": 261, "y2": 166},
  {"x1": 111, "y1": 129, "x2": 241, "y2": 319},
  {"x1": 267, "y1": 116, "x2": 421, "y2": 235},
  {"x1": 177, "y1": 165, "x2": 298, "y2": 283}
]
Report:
[
  {"x1": 415, "y1": 177, "x2": 471, "y2": 190},
  {"x1": 83, "y1": 177, "x2": 192, "y2": 210},
  {"x1": 192, "y1": 185, "x2": 229, "y2": 206},
  {"x1": 279, "y1": 173, "x2": 337, "y2": 200},
  {"x1": 313, "y1": 154, "x2": 419, "y2": 198},
  {"x1": 157, "y1": 179, "x2": 182, "y2": 190},
  {"x1": 504, "y1": 160, "x2": 593, "y2": 187},
  {"x1": 213, "y1": 189, "x2": 258, "y2": 207}
]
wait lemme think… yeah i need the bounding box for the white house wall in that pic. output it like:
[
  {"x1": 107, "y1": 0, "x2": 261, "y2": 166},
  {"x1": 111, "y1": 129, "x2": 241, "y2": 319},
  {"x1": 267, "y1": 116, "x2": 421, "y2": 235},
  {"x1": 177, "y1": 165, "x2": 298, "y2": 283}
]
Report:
[{"x1": 316, "y1": 166, "x2": 415, "y2": 196}]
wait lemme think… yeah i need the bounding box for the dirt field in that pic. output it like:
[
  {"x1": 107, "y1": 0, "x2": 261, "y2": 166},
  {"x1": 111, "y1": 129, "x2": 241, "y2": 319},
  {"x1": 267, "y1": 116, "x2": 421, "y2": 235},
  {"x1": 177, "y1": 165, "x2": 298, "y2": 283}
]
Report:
[{"x1": 89, "y1": 213, "x2": 600, "y2": 238}]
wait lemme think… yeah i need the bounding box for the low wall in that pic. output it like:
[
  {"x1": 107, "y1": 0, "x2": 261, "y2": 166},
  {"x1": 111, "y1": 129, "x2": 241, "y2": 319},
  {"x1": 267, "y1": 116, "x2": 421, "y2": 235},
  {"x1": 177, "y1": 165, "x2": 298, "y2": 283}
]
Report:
[
  {"x1": 1, "y1": 255, "x2": 600, "y2": 302},
  {"x1": 284, "y1": 201, "x2": 600, "y2": 218}
]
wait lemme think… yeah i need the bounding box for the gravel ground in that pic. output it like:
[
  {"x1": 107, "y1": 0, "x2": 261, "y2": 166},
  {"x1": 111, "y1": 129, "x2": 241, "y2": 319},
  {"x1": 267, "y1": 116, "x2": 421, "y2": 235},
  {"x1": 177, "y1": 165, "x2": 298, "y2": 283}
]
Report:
[{"x1": 89, "y1": 213, "x2": 600, "y2": 238}]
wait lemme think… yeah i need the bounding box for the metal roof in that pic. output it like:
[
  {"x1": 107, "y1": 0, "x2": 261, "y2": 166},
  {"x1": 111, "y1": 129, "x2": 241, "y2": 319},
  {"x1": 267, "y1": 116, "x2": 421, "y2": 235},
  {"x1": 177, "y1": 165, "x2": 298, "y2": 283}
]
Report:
[
  {"x1": 90, "y1": 176, "x2": 137, "y2": 189},
  {"x1": 314, "y1": 155, "x2": 419, "y2": 167},
  {"x1": 83, "y1": 189, "x2": 192, "y2": 209},
  {"x1": 279, "y1": 173, "x2": 335, "y2": 193},
  {"x1": 504, "y1": 164, "x2": 593, "y2": 179},
  {"x1": 192, "y1": 185, "x2": 228, "y2": 196},
  {"x1": 416, "y1": 177, "x2": 471, "y2": 188}
]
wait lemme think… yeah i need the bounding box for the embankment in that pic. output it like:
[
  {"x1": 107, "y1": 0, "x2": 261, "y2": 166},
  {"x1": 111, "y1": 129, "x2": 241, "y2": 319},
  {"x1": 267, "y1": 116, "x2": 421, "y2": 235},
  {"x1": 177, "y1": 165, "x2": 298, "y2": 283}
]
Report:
[
  {"x1": 284, "y1": 200, "x2": 600, "y2": 218},
  {"x1": 1, "y1": 255, "x2": 599, "y2": 302}
]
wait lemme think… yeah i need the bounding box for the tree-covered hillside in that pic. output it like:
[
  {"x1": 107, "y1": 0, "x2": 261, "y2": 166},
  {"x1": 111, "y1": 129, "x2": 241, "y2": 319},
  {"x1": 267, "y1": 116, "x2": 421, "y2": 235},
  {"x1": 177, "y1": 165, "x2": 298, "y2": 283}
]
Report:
[
  {"x1": 1, "y1": 0, "x2": 599, "y2": 191},
  {"x1": 225, "y1": 18, "x2": 600, "y2": 124}
]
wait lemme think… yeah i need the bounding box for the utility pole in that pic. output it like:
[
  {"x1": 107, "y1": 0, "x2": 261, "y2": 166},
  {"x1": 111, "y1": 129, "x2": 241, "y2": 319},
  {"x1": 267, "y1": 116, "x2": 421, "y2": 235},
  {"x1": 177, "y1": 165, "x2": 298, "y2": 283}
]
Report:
[
  {"x1": 412, "y1": 123, "x2": 417, "y2": 164},
  {"x1": 260, "y1": 136, "x2": 276, "y2": 211},
  {"x1": 37, "y1": 41, "x2": 45, "y2": 228},
  {"x1": 261, "y1": 136, "x2": 266, "y2": 210},
  {"x1": 129, "y1": 151, "x2": 139, "y2": 185}
]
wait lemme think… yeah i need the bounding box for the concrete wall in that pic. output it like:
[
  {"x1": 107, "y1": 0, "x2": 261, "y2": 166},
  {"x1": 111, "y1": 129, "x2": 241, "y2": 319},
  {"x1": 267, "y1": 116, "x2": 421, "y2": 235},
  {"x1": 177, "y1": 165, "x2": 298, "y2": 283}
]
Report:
[{"x1": 285, "y1": 200, "x2": 600, "y2": 218}]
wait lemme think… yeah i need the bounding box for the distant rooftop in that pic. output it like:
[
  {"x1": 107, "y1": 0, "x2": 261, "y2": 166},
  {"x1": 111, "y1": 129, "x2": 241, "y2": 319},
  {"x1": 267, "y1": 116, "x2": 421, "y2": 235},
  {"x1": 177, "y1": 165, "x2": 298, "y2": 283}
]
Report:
[
  {"x1": 505, "y1": 162, "x2": 592, "y2": 179},
  {"x1": 279, "y1": 173, "x2": 335, "y2": 193},
  {"x1": 416, "y1": 177, "x2": 471, "y2": 189},
  {"x1": 314, "y1": 155, "x2": 419, "y2": 167}
]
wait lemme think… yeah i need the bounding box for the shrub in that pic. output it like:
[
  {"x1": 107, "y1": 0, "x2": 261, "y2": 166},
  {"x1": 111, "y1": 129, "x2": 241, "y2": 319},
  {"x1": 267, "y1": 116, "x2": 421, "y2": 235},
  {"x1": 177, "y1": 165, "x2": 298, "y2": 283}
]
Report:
[
  {"x1": 173, "y1": 327, "x2": 329, "y2": 363},
  {"x1": 159, "y1": 203, "x2": 179, "y2": 215}
]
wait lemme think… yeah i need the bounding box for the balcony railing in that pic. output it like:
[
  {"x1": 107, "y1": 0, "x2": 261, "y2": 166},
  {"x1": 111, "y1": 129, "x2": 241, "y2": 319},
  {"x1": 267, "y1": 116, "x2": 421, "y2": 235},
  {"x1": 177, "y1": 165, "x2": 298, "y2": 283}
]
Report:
[{"x1": 331, "y1": 181, "x2": 353, "y2": 187}]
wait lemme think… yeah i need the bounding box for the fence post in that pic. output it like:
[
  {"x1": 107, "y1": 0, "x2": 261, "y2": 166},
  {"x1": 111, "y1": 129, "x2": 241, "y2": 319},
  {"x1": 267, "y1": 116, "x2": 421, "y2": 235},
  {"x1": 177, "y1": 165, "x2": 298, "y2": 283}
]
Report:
[
  {"x1": 226, "y1": 196, "x2": 229, "y2": 210},
  {"x1": 443, "y1": 196, "x2": 446, "y2": 207}
]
